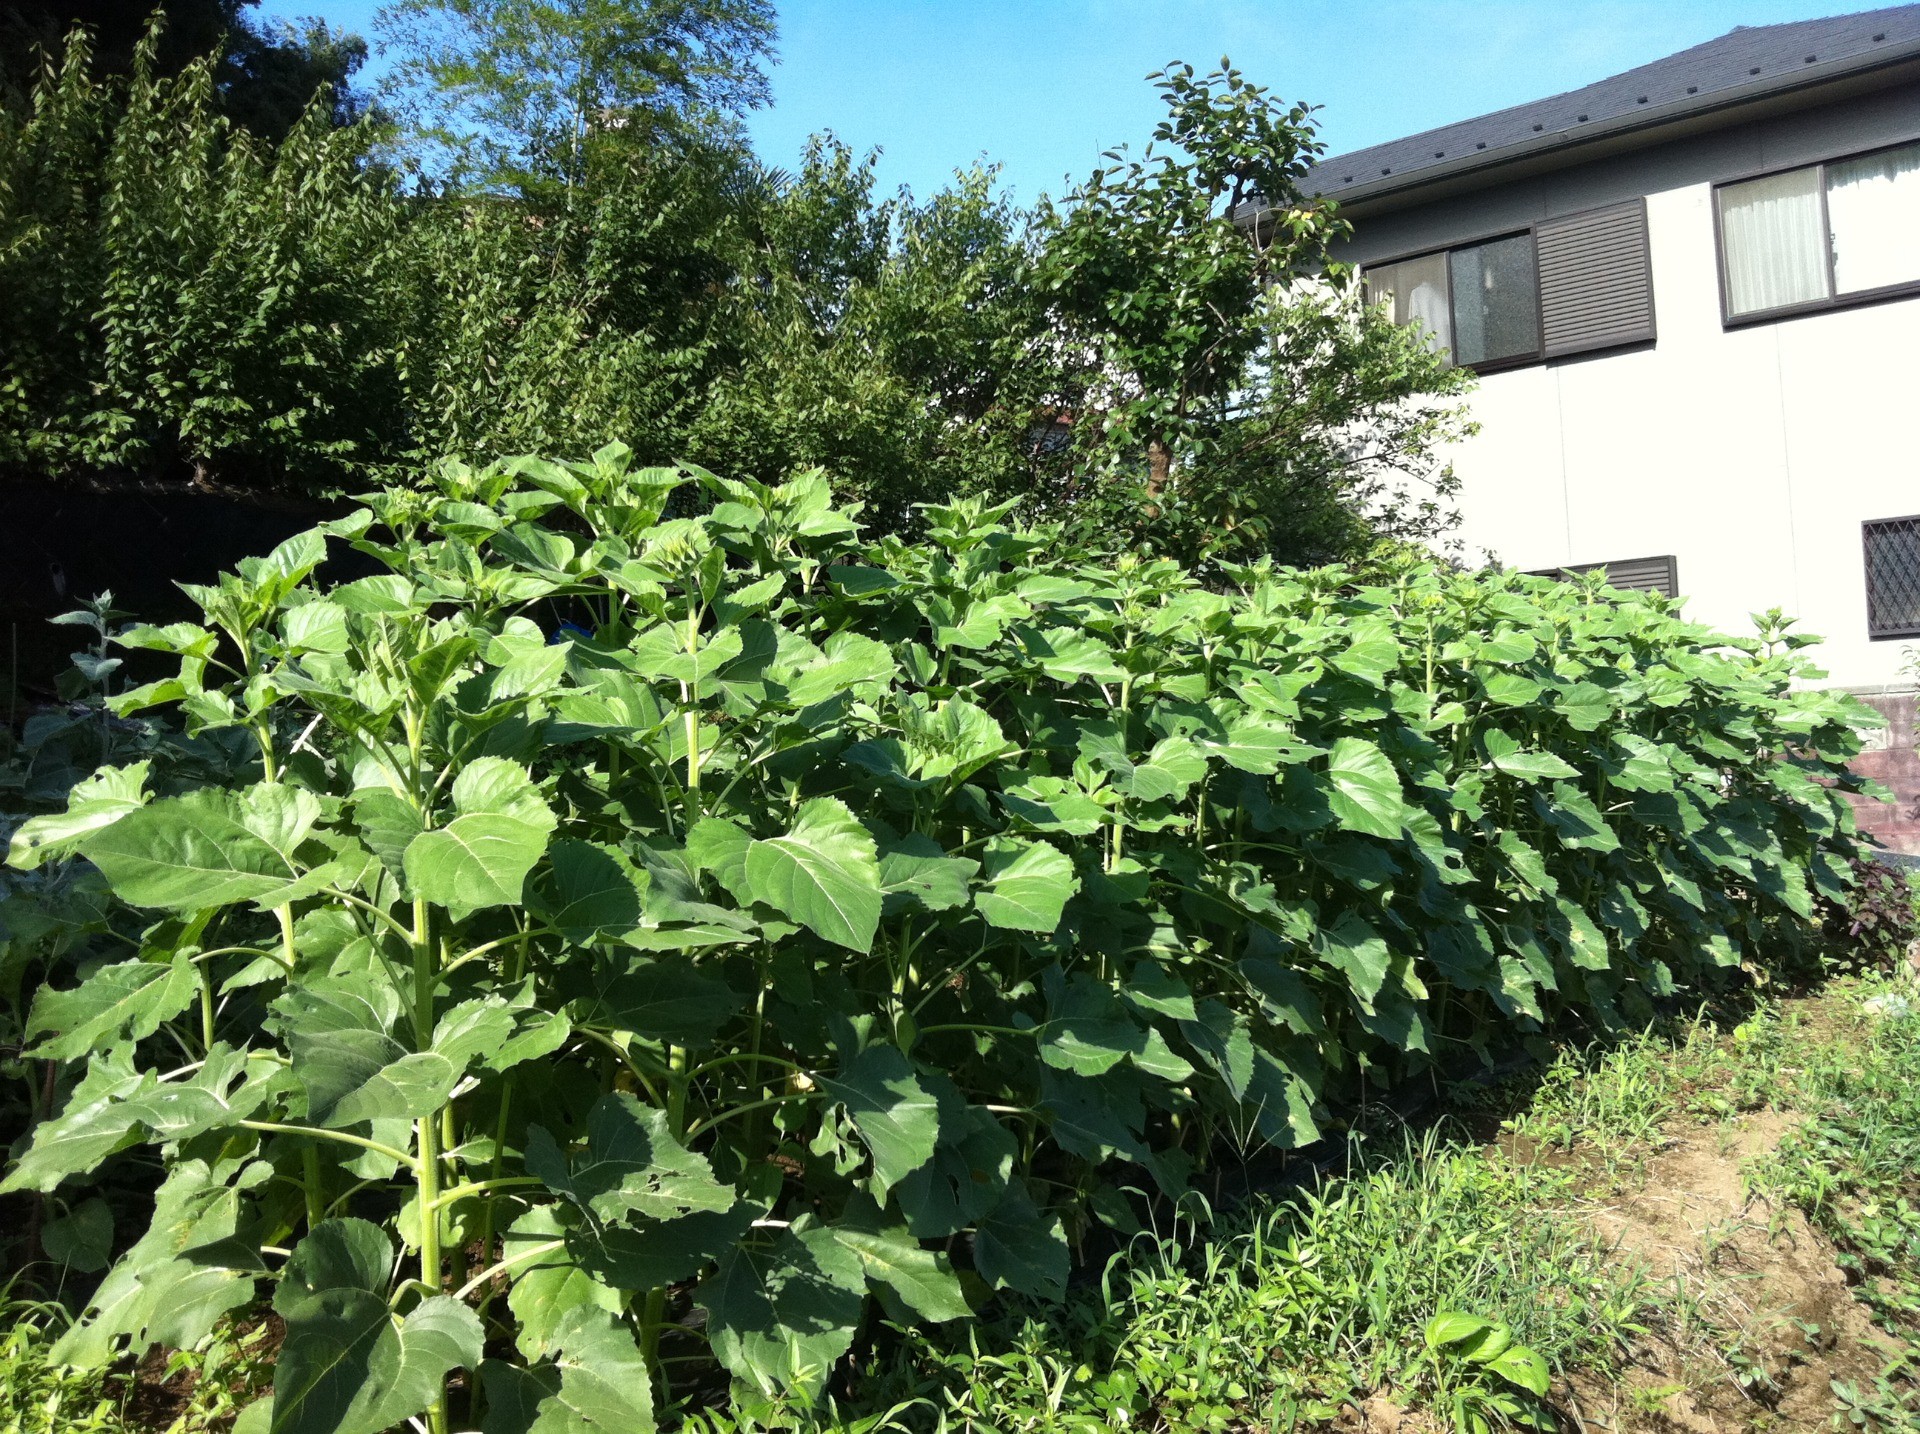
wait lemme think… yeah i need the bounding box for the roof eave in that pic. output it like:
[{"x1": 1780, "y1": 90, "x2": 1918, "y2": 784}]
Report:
[{"x1": 1307, "y1": 38, "x2": 1920, "y2": 219}]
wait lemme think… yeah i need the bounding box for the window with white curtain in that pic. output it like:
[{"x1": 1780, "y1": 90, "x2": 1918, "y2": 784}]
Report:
[
  {"x1": 1717, "y1": 139, "x2": 1920, "y2": 320},
  {"x1": 1828, "y1": 144, "x2": 1920, "y2": 295},
  {"x1": 1364, "y1": 237, "x2": 1540, "y2": 367},
  {"x1": 1365, "y1": 253, "x2": 1452, "y2": 353}
]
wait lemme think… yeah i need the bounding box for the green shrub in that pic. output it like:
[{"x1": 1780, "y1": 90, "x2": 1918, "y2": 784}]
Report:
[
  {"x1": 1, "y1": 448, "x2": 1870, "y2": 1431},
  {"x1": 0, "y1": 31, "x2": 409, "y2": 485}
]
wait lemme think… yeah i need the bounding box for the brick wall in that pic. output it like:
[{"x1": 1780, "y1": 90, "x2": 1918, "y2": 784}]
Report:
[{"x1": 1847, "y1": 690, "x2": 1920, "y2": 855}]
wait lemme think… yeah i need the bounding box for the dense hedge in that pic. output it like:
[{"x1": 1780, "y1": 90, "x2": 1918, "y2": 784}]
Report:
[{"x1": 3, "y1": 449, "x2": 1871, "y2": 1430}]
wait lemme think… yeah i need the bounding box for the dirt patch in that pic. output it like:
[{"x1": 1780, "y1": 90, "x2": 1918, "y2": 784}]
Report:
[
  {"x1": 1562, "y1": 1108, "x2": 1894, "y2": 1432},
  {"x1": 1337, "y1": 1395, "x2": 1448, "y2": 1433}
]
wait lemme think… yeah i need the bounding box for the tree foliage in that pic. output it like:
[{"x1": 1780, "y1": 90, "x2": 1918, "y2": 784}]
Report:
[
  {"x1": 3, "y1": 29, "x2": 1466, "y2": 572},
  {"x1": 0, "y1": 0, "x2": 368, "y2": 137},
  {"x1": 1029, "y1": 60, "x2": 1473, "y2": 567},
  {"x1": 3, "y1": 447, "x2": 1875, "y2": 1429},
  {"x1": 373, "y1": 0, "x2": 776, "y2": 191}
]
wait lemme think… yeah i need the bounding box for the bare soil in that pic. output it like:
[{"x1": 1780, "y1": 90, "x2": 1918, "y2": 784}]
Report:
[{"x1": 1561, "y1": 1085, "x2": 1891, "y2": 1430}]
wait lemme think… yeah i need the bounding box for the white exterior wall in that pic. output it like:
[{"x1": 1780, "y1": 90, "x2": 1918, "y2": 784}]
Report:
[{"x1": 1334, "y1": 85, "x2": 1920, "y2": 689}]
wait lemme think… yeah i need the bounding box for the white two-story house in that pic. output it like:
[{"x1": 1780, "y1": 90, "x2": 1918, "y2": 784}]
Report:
[{"x1": 1298, "y1": 5, "x2": 1920, "y2": 845}]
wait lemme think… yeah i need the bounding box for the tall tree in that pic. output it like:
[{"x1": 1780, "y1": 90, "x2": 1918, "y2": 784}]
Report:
[
  {"x1": 1029, "y1": 61, "x2": 1474, "y2": 568},
  {"x1": 374, "y1": 0, "x2": 776, "y2": 193}
]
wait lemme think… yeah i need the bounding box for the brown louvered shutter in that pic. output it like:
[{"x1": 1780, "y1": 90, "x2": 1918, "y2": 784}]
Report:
[
  {"x1": 1529, "y1": 555, "x2": 1679, "y2": 597},
  {"x1": 1535, "y1": 199, "x2": 1656, "y2": 359}
]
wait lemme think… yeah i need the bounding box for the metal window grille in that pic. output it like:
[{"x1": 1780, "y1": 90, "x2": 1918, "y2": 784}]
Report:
[{"x1": 1863, "y1": 516, "x2": 1920, "y2": 639}]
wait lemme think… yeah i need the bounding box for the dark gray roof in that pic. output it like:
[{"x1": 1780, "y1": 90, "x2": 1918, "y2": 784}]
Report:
[{"x1": 1304, "y1": 5, "x2": 1920, "y2": 201}]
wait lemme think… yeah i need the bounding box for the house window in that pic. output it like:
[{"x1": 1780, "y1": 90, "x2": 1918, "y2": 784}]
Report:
[
  {"x1": 1364, "y1": 253, "x2": 1451, "y2": 353},
  {"x1": 1363, "y1": 199, "x2": 1653, "y2": 370},
  {"x1": 1451, "y1": 234, "x2": 1540, "y2": 365},
  {"x1": 1529, "y1": 555, "x2": 1678, "y2": 598},
  {"x1": 1716, "y1": 139, "x2": 1920, "y2": 321},
  {"x1": 1863, "y1": 517, "x2": 1920, "y2": 640}
]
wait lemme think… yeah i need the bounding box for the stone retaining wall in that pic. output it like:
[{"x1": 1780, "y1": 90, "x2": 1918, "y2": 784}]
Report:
[{"x1": 1847, "y1": 689, "x2": 1920, "y2": 856}]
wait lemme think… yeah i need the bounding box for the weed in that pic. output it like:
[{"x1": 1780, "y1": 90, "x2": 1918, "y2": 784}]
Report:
[
  {"x1": 1750, "y1": 977, "x2": 1920, "y2": 1424},
  {"x1": 0, "y1": 1294, "x2": 126, "y2": 1434}
]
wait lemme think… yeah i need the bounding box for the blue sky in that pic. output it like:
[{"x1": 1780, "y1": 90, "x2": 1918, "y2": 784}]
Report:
[{"x1": 260, "y1": 0, "x2": 1859, "y2": 202}]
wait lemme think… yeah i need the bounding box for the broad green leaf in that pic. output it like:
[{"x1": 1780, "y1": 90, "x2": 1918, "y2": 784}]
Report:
[
  {"x1": 350, "y1": 790, "x2": 422, "y2": 881},
  {"x1": 568, "y1": 954, "x2": 740, "y2": 1044},
  {"x1": 1237, "y1": 957, "x2": 1325, "y2": 1036},
  {"x1": 431, "y1": 997, "x2": 521, "y2": 1069},
  {"x1": 478, "y1": 1308, "x2": 656, "y2": 1434},
  {"x1": 684, "y1": 817, "x2": 752, "y2": 899},
  {"x1": 1042, "y1": 971, "x2": 1192, "y2": 1082},
  {"x1": 276, "y1": 985, "x2": 458, "y2": 1129},
  {"x1": 526, "y1": 1093, "x2": 734, "y2": 1225},
  {"x1": 404, "y1": 757, "x2": 556, "y2": 916},
  {"x1": 1606, "y1": 733, "x2": 1675, "y2": 792},
  {"x1": 530, "y1": 840, "x2": 647, "y2": 943},
  {"x1": 894, "y1": 1102, "x2": 1016, "y2": 1239},
  {"x1": 1554, "y1": 682, "x2": 1613, "y2": 731},
  {"x1": 1124, "y1": 962, "x2": 1199, "y2": 1021},
  {"x1": 8, "y1": 761, "x2": 150, "y2": 870},
  {"x1": 1017, "y1": 626, "x2": 1125, "y2": 684},
  {"x1": 811, "y1": 1198, "x2": 970, "y2": 1323},
  {"x1": 999, "y1": 773, "x2": 1107, "y2": 835},
  {"x1": 1314, "y1": 912, "x2": 1391, "y2": 1006},
  {"x1": 973, "y1": 1184, "x2": 1067, "y2": 1301},
  {"x1": 1126, "y1": 736, "x2": 1208, "y2": 803},
  {"x1": 696, "y1": 1231, "x2": 865, "y2": 1402},
  {"x1": 284, "y1": 601, "x2": 350, "y2": 655},
  {"x1": 24, "y1": 954, "x2": 197, "y2": 1061},
  {"x1": 782, "y1": 631, "x2": 896, "y2": 707},
  {"x1": 40, "y1": 1198, "x2": 114, "y2": 1273},
  {"x1": 1194, "y1": 719, "x2": 1316, "y2": 774},
  {"x1": 52, "y1": 1158, "x2": 271, "y2": 1367},
  {"x1": 973, "y1": 837, "x2": 1078, "y2": 933},
  {"x1": 79, "y1": 789, "x2": 299, "y2": 910},
  {"x1": 1489, "y1": 1344, "x2": 1551, "y2": 1397},
  {"x1": 820, "y1": 1047, "x2": 939, "y2": 1188},
  {"x1": 271, "y1": 1220, "x2": 482, "y2": 1434},
  {"x1": 1039, "y1": 1064, "x2": 1151, "y2": 1165},
  {"x1": 877, "y1": 834, "x2": 978, "y2": 915},
  {"x1": 1424, "y1": 1311, "x2": 1498, "y2": 1350},
  {"x1": 1532, "y1": 782, "x2": 1621, "y2": 853},
  {"x1": 1324, "y1": 737, "x2": 1407, "y2": 840},
  {"x1": 1481, "y1": 730, "x2": 1579, "y2": 781},
  {"x1": 1331, "y1": 623, "x2": 1402, "y2": 686},
  {"x1": 1178, "y1": 1000, "x2": 1321, "y2": 1148},
  {"x1": 5, "y1": 1050, "x2": 279, "y2": 1194},
  {"x1": 569, "y1": 1206, "x2": 757, "y2": 1294},
  {"x1": 505, "y1": 1208, "x2": 624, "y2": 1361},
  {"x1": 1482, "y1": 672, "x2": 1543, "y2": 707},
  {"x1": 742, "y1": 798, "x2": 882, "y2": 952}
]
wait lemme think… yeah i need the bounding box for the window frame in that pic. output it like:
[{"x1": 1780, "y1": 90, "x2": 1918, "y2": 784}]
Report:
[
  {"x1": 1712, "y1": 134, "x2": 1920, "y2": 328},
  {"x1": 1362, "y1": 224, "x2": 1548, "y2": 376},
  {"x1": 1862, "y1": 515, "x2": 1920, "y2": 642},
  {"x1": 1362, "y1": 198, "x2": 1656, "y2": 374}
]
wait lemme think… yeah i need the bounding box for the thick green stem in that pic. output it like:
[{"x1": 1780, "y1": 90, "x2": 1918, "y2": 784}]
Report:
[
  {"x1": 410, "y1": 896, "x2": 450, "y2": 1434},
  {"x1": 303, "y1": 1147, "x2": 325, "y2": 1233},
  {"x1": 681, "y1": 595, "x2": 703, "y2": 822},
  {"x1": 474, "y1": 936, "x2": 528, "y2": 1314},
  {"x1": 198, "y1": 962, "x2": 217, "y2": 1051},
  {"x1": 640, "y1": 1047, "x2": 692, "y2": 1384}
]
